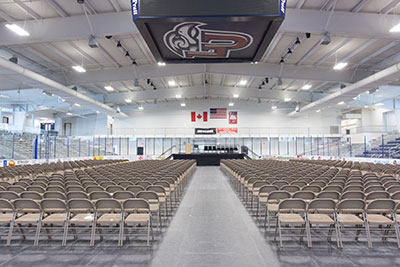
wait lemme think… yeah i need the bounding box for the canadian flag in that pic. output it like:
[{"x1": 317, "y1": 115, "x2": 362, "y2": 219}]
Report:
[{"x1": 191, "y1": 112, "x2": 208, "y2": 122}]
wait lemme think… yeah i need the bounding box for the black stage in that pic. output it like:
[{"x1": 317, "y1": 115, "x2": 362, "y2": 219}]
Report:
[{"x1": 172, "y1": 153, "x2": 245, "y2": 166}]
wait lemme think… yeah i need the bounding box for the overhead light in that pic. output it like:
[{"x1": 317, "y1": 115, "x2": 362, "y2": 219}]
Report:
[
  {"x1": 176, "y1": 94, "x2": 182, "y2": 99},
  {"x1": 333, "y1": 62, "x2": 348, "y2": 70},
  {"x1": 239, "y1": 80, "x2": 248, "y2": 86},
  {"x1": 390, "y1": 23, "x2": 400, "y2": 33},
  {"x1": 375, "y1": 102, "x2": 384, "y2": 106},
  {"x1": 180, "y1": 103, "x2": 186, "y2": 107},
  {"x1": 66, "y1": 112, "x2": 72, "y2": 116},
  {"x1": 364, "y1": 105, "x2": 369, "y2": 108},
  {"x1": 157, "y1": 62, "x2": 166, "y2": 66},
  {"x1": 61, "y1": 98, "x2": 66, "y2": 102},
  {"x1": 295, "y1": 104, "x2": 300, "y2": 112},
  {"x1": 233, "y1": 94, "x2": 239, "y2": 98},
  {"x1": 302, "y1": 84, "x2": 312, "y2": 90},
  {"x1": 0, "y1": 94, "x2": 9, "y2": 99},
  {"x1": 72, "y1": 65, "x2": 86, "y2": 73},
  {"x1": 316, "y1": 109, "x2": 321, "y2": 113},
  {"x1": 229, "y1": 102, "x2": 234, "y2": 107},
  {"x1": 138, "y1": 106, "x2": 144, "y2": 110},
  {"x1": 104, "y1": 86, "x2": 114, "y2": 92},
  {"x1": 169, "y1": 80, "x2": 177, "y2": 86},
  {"x1": 74, "y1": 103, "x2": 81, "y2": 107},
  {"x1": 277, "y1": 78, "x2": 283, "y2": 86},
  {"x1": 320, "y1": 32, "x2": 331, "y2": 45},
  {"x1": 96, "y1": 110, "x2": 100, "y2": 114},
  {"x1": 271, "y1": 105, "x2": 277, "y2": 110},
  {"x1": 284, "y1": 97, "x2": 291, "y2": 102},
  {"x1": 337, "y1": 101, "x2": 345, "y2": 105},
  {"x1": 5, "y1": 24, "x2": 29, "y2": 36},
  {"x1": 125, "y1": 98, "x2": 132, "y2": 103}
]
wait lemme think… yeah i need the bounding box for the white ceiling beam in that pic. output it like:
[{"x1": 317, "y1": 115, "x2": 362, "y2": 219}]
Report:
[
  {"x1": 354, "y1": 41, "x2": 400, "y2": 68},
  {"x1": 67, "y1": 41, "x2": 103, "y2": 68},
  {"x1": 369, "y1": 51, "x2": 400, "y2": 70},
  {"x1": 83, "y1": 0, "x2": 97, "y2": 15},
  {"x1": 1, "y1": 9, "x2": 399, "y2": 47},
  {"x1": 104, "y1": 85, "x2": 326, "y2": 104},
  {"x1": 14, "y1": 0, "x2": 41, "y2": 21},
  {"x1": 296, "y1": 41, "x2": 321, "y2": 66},
  {"x1": 260, "y1": 32, "x2": 282, "y2": 63},
  {"x1": 339, "y1": 39, "x2": 377, "y2": 65},
  {"x1": 351, "y1": 0, "x2": 370, "y2": 13},
  {"x1": 64, "y1": 63, "x2": 359, "y2": 86},
  {"x1": 313, "y1": 38, "x2": 352, "y2": 67},
  {"x1": 0, "y1": 9, "x2": 14, "y2": 22},
  {"x1": 289, "y1": 62, "x2": 400, "y2": 116},
  {"x1": 109, "y1": 0, "x2": 121, "y2": 13},
  {"x1": 380, "y1": 0, "x2": 400, "y2": 14},
  {"x1": 296, "y1": 0, "x2": 306, "y2": 9},
  {"x1": 47, "y1": 0, "x2": 69, "y2": 17}
]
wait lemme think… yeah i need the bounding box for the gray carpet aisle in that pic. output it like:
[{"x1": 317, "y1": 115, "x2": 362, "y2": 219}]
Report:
[{"x1": 150, "y1": 166, "x2": 280, "y2": 267}]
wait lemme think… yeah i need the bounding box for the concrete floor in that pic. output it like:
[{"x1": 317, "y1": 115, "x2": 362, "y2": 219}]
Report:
[{"x1": 1, "y1": 166, "x2": 400, "y2": 266}]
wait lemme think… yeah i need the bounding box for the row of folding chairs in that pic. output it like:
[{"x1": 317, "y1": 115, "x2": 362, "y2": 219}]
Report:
[{"x1": 0, "y1": 198, "x2": 155, "y2": 247}]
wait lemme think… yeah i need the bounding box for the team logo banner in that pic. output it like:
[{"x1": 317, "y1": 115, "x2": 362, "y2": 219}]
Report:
[
  {"x1": 217, "y1": 128, "x2": 238, "y2": 134},
  {"x1": 195, "y1": 128, "x2": 217, "y2": 135},
  {"x1": 229, "y1": 111, "x2": 238, "y2": 124},
  {"x1": 164, "y1": 22, "x2": 253, "y2": 59}
]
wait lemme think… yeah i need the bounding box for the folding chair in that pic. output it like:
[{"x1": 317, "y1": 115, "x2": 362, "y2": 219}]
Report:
[
  {"x1": 93, "y1": 199, "x2": 123, "y2": 246},
  {"x1": 365, "y1": 199, "x2": 399, "y2": 248},
  {"x1": 336, "y1": 199, "x2": 370, "y2": 248},
  {"x1": 122, "y1": 199, "x2": 153, "y2": 246},
  {"x1": 39, "y1": 199, "x2": 69, "y2": 246},
  {"x1": 0, "y1": 199, "x2": 16, "y2": 246},
  {"x1": 10, "y1": 199, "x2": 43, "y2": 246},
  {"x1": 67, "y1": 199, "x2": 96, "y2": 246},
  {"x1": 306, "y1": 199, "x2": 339, "y2": 248},
  {"x1": 264, "y1": 191, "x2": 291, "y2": 230},
  {"x1": 275, "y1": 199, "x2": 308, "y2": 247}
]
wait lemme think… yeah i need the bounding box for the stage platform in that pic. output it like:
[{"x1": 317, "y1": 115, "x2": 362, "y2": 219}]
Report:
[{"x1": 172, "y1": 153, "x2": 245, "y2": 166}]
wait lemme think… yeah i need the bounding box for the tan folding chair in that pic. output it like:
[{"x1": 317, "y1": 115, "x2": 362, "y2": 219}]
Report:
[
  {"x1": 67, "y1": 199, "x2": 96, "y2": 246},
  {"x1": 264, "y1": 191, "x2": 291, "y2": 230},
  {"x1": 275, "y1": 199, "x2": 308, "y2": 247},
  {"x1": 0, "y1": 199, "x2": 16, "y2": 246},
  {"x1": 336, "y1": 199, "x2": 370, "y2": 248},
  {"x1": 11, "y1": 199, "x2": 43, "y2": 246},
  {"x1": 365, "y1": 199, "x2": 399, "y2": 248},
  {"x1": 20, "y1": 191, "x2": 42, "y2": 200},
  {"x1": 113, "y1": 191, "x2": 135, "y2": 201},
  {"x1": 137, "y1": 191, "x2": 162, "y2": 230},
  {"x1": 306, "y1": 199, "x2": 339, "y2": 248},
  {"x1": 39, "y1": 199, "x2": 69, "y2": 246},
  {"x1": 93, "y1": 199, "x2": 123, "y2": 246},
  {"x1": 122, "y1": 199, "x2": 153, "y2": 246}
]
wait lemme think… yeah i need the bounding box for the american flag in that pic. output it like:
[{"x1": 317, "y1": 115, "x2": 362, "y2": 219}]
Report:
[{"x1": 210, "y1": 108, "x2": 227, "y2": 119}]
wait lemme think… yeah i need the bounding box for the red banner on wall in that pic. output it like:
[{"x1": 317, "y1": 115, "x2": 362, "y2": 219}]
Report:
[
  {"x1": 229, "y1": 111, "x2": 238, "y2": 124},
  {"x1": 217, "y1": 128, "x2": 238, "y2": 134}
]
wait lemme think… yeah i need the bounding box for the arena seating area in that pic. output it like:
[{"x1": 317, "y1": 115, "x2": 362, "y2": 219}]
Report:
[
  {"x1": 0, "y1": 159, "x2": 195, "y2": 247},
  {"x1": 221, "y1": 159, "x2": 400, "y2": 248}
]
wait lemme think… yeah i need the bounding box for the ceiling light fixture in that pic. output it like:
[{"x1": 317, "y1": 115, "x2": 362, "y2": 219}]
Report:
[
  {"x1": 74, "y1": 103, "x2": 81, "y2": 107},
  {"x1": 96, "y1": 110, "x2": 100, "y2": 114},
  {"x1": 5, "y1": 24, "x2": 29, "y2": 36},
  {"x1": 271, "y1": 105, "x2": 277, "y2": 110},
  {"x1": 338, "y1": 101, "x2": 345, "y2": 105},
  {"x1": 233, "y1": 94, "x2": 239, "y2": 98},
  {"x1": 333, "y1": 62, "x2": 348, "y2": 70},
  {"x1": 104, "y1": 86, "x2": 114, "y2": 92},
  {"x1": 66, "y1": 112, "x2": 72, "y2": 116},
  {"x1": 229, "y1": 102, "x2": 234, "y2": 107},
  {"x1": 316, "y1": 109, "x2": 321, "y2": 113},
  {"x1": 180, "y1": 103, "x2": 186, "y2": 107},
  {"x1": 157, "y1": 62, "x2": 166, "y2": 66},
  {"x1": 125, "y1": 98, "x2": 132, "y2": 103},
  {"x1": 284, "y1": 97, "x2": 291, "y2": 102},
  {"x1": 375, "y1": 102, "x2": 384, "y2": 106},
  {"x1": 138, "y1": 106, "x2": 144, "y2": 110},
  {"x1": 176, "y1": 94, "x2": 182, "y2": 99},
  {"x1": 302, "y1": 84, "x2": 312, "y2": 90},
  {"x1": 390, "y1": 23, "x2": 400, "y2": 33},
  {"x1": 239, "y1": 80, "x2": 248, "y2": 86},
  {"x1": 72, "y1": 65, "x2": 86, "y2": 73},
  {"x1": 168, "y1": 80, "x2": 177, "y2": 86}
]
